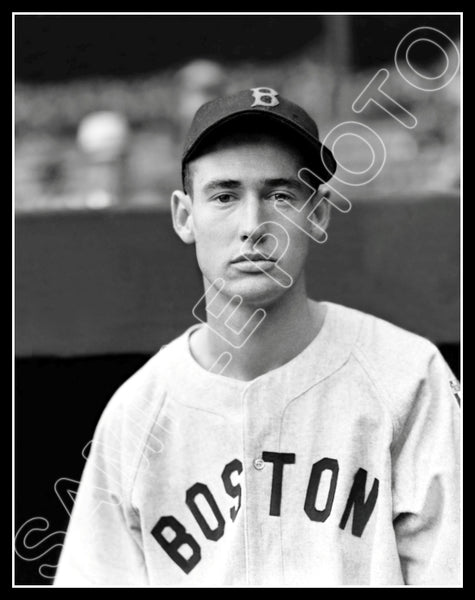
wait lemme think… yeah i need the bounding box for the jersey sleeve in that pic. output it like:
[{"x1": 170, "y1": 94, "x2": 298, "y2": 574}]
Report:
[
  {"x1": 53, "y1": 381, "x2": 159, "y2": 586},
  {"x1": 391, "y1": 349, "x2": 461, "y2": 586}
]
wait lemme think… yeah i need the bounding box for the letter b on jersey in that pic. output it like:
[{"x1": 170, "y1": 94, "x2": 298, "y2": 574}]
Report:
[
  {"x1": 151, "y1": 516, "x2": 201, "y2": 574},
  {"x1": 251, "y1": 87, "x2": 279, "y2": 107}
]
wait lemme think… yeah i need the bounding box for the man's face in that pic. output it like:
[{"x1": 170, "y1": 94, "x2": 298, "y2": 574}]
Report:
[{"x1": 185, "y1": 134, "x2": 322, "y2": 307}]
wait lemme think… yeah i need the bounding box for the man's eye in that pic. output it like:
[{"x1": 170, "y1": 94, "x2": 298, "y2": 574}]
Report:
[
  {"x1": 271, "y1": 192, "x2": 293, "y2": 202},
  {"x1": 214, "y1": 194, "x2": 234, "y2": 204}
]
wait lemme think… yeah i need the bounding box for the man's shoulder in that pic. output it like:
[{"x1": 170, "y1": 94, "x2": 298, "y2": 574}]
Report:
[
  {"x1": 328, "y1": 301, "x2": 455, "y2": 428},
  {"x1": 79, "y1": 329, "x2": 195, "y2": 493},
  {"x1": 328, "y1": 300, "x2": 441, "y2": 380},
  {"x1": 97, "y1": 327, "x2": 193, "y2": 432},
  {"x1": 326, "y1": 300, "x2": 439, "y2": 363}
]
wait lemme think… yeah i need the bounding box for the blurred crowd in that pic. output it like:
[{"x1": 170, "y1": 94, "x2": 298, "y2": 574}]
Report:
[{"x1": 15, "y1": 43, "x2": 460, "y2": 211}]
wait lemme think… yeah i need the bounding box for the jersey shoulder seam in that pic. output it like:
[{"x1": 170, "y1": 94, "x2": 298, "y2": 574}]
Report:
[
  {"x1": 129, "y1": 389, "x2": 168, "y2": 517},
  {"x1": 118, "y1": 352, "x2": 170, "y2": 516},
  {"x1": 351, "y1": 337, "x2": 397, "y2": 441}
]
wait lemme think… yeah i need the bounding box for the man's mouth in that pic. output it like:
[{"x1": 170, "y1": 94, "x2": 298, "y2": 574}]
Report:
[
  {"x1": 232, "y1": 253, "x2": 276, "y2": 263},
  {"x1": 231, "y1": 253, "x2": 277, "y2": 273}
]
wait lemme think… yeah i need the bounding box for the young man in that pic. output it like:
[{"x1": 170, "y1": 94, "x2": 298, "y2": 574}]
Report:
[{"x1": 55, "y1": 88, "x2": 461, "y2": 587}]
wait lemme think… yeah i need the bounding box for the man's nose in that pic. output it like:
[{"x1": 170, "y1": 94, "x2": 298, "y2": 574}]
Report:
[{"x1": 239, "y1": 195, "x2": 269, "y2": 243}]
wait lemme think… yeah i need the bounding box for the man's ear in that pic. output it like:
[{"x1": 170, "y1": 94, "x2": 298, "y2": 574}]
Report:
[
  {"x1": 309, "y1": 184, "x2": 331, "y2": 241},
  {"x1": 171, "y1": 190, "x2": 195, "y2": 244}
]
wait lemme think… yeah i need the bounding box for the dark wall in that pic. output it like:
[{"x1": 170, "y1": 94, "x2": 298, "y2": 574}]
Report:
[
  {"x1": 16, "y1": 195, "x2": 460, "y2": 358},
  {"x1": 15, "y1": 354, "x2": 149, "y2": 585}
]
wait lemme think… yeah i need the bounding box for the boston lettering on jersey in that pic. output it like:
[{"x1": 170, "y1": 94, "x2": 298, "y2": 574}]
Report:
[{"x1": 151, "y1": 452, "x2": 379, "y2": 575}]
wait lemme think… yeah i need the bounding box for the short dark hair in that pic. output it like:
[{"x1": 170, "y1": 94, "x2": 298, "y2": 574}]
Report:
[{"x1": 182, "y1": 115, "x2": 319, "y2": 196}]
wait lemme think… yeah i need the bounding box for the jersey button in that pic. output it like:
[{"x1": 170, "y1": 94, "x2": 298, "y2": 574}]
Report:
[{"x1": 253, "y1": 458, "x2": 265, "y2": 470}]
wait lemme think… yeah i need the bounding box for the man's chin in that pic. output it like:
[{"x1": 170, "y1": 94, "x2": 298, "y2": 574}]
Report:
[{"x1": 221, "y1": 275, "x2": 288, "y2": 309}]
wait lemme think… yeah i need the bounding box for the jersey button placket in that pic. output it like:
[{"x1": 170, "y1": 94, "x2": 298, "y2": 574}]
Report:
[{"x1": 242, "y1": 384, "x2": 284, "y2": 586}]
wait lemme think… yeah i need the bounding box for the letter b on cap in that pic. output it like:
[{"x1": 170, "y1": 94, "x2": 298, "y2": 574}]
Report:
[{"x1": 251, "y1": 87, "x2": 279, "y2": 107}]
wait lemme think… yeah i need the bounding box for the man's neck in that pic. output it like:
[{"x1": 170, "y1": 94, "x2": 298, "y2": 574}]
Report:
[{"x1": 190, "y1": 277, "x2": 326, "y2": 381}]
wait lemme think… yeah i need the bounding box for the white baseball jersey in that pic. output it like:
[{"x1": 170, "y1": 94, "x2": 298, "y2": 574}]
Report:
[{"x1": 54, "y1": 301, "x2": 461, "y2": 586}]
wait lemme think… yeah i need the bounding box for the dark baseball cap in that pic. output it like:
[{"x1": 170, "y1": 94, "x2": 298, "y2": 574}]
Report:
[{"x1": 181, "y1": 87, "x2": 337, "y2": 187}]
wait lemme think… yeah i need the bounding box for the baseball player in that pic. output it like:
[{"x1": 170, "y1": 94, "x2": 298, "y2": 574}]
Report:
[{"x1": 54, "y1": 88, "x2": 461, "y2": 587}]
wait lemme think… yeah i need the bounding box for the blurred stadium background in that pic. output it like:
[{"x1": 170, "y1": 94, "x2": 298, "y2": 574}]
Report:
[
  {"x1": 16, "y1": 15, "x2": 460, "y2": 210},
  {"x1": 14, "y1": 14, "x2": 460, "y2": 585}
]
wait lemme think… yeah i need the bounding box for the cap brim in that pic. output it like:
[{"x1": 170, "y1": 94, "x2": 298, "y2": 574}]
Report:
[{"x1": 183, "y1": 110, "x2": 337, "y2": 183}]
